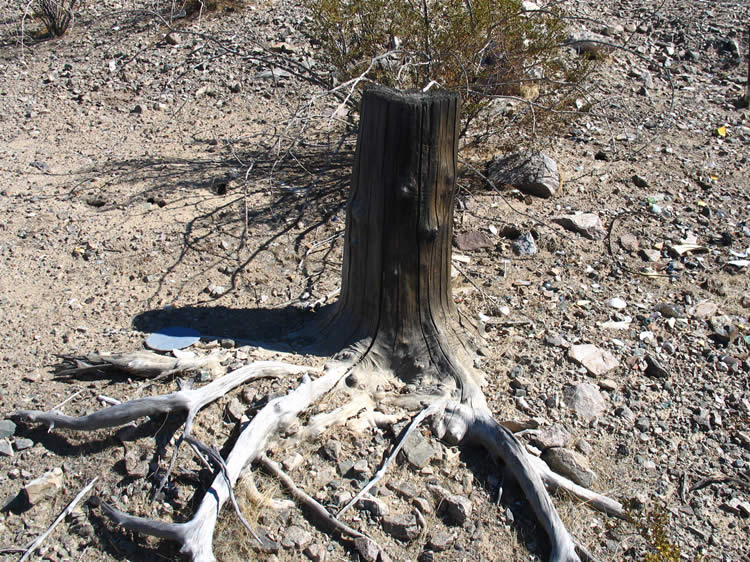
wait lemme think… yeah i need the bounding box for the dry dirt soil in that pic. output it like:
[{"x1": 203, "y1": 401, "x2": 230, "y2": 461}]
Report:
[{"x1": 0, "y1": 0, "x2": 749, "y2": 561}]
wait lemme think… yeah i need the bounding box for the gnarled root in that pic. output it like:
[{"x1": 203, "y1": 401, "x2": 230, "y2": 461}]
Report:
[
  {"x1": 15, "y1": 361, "x2": 311, "y2": 432},
  {"x1": 55, "y1": 350, "x2": 226, "y2": 379},
  {"x1": 85, "y1": 362, "x2": 349, "y2": 562}
]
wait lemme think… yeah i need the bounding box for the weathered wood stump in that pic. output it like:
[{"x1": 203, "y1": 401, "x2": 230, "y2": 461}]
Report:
[{"x1": 323, "y1": 85, "x2": 484, "y2": 399}]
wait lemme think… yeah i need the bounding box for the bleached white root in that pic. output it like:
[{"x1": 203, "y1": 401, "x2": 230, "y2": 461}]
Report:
[
  {"x1": 15, "y1": 361, "x2": 312, "y2": 432},
  {"x1": 528, "y1": 455, "x2": 626, "y2": 520},
  {"x1": 443, "y1": 403, "x2": 582, "y2": 562},
  {"x1": 99, "y1": 362, "x2": 351, "y2": 562},
  {"x1": 56, "y1": 350, "x2": 226, "y2": 379},
  {"x1": 15, "y1": 351, "x2": 624, "y2": 562}
]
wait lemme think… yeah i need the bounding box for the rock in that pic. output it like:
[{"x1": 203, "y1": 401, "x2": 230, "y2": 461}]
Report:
[
  {"x1": 693, "y1": 301, "x2": 718, "y2": 319},
  {"x1": 165, "y1": 32, "x2": 180, "y2": 45},
  {"x1": 304, "y1": 543, "x2": 327, "y2": 562},
  {"x1": 632, "y1": 174, "x2": 649, "y2": 188},
  {"x1": 14, "y1": 438, "x2": 33, "y2": 451},
  {"x1": 357, "y1": 493, "x2": 389, "y2": 518},
  {"x1": 281, "y1": 525, "x2": 312, "y2": 550},
  {"x1": 224, "y1": 397, "x2": 245, "y2": 422},
  {"x1": 401, "y1": 431, "x2": 438, "y2": 469},
  {"x1": 654, "y1": 303, "x2": 685, "y2": 318},
  {"x1": 487, "y1": 151, "x2": 560, "y2": 198},
  {"x1": 355, "y1": 537, "x2": 380, "y2": 562},
  {"x1": 124, "y1": 449, "x2": 149, "y2": 478},
  {"x1": 607, "y1": 297, "x2": 627, "y2": 310},
  {"x1": 321, "y1": 439, "x2": 341, "y2": 461},
  {"x1": 619, "y1": 233, "x2": 639, "y2": 252},
  {"x1": 568, "y1": 344, "x2": 619, "y2": 376},
  {"x1": 0, "y1": 420, "x2": 16, "y2": 439},
  {"x1": 644, "y1": 354, "x2": 670, "y2": 378},
  {"x1": 563, "y1": 383, "x2": 606, "y2": 420},
  {"x1": 351, "y1": 459, "x2": 370, "y2": 477},
  {"x1": 575, "y1": 438, "x2": 593, "y2": 455},
  {"x1": 454, "y1": 231, "x2": 493, "y2": 252},
  {"x1": 0, "y1": 439, "x2": 13, "y2": 457},
  {"x1": 567, "y1": 31, "x2": 613, "y2": 56},
  {"x1": 255, "y1": 68, "x2": 292, "y2": 81},
  {"x1": 598, "y1": 378, "x2": 617, "y2": 391},
  {"x1": 545, "y1": 333, "x2": 569, "y2": 348},
  {"x1": 206, "y1": 283, "x2": 227, "y2": 298},
  {"x1": 427, "y1": 530, "x2": 455, "y2": 551},
  {"x1": 552, "y1": 213, "x2": 606, "y2": 240},
  {"x1": 616, "y1": 406, "x2": 636, "y2": 424},
  {"x1": 24, "y1": 467, "x2": 64, "y2": 505},
  {"x1": 534, "y1": 424, "x2": 571, "y2": 450},
  {"x1": 130, "y1": 104, "x2": 144, "y2": 115},
  {"x1": 512, "y1": 232, "x2": 537, "y2": 256},
  {"x1": 381, "y1": 513, "x2": 420, "y2": 541},
  {"x1": 640, "y1": 248, "x2": 661, "y2": 262},
  {"x1": 337, "y1": 459, "x2": 355, "y2": 476},
  {"x1": 389, "y1": 481, "x2": 418, "y2": 499},
  {"x1": 254, "y1": 528, "x2": 280, "y2": 554},
  {"x1": 640, "y1": 70, "x2": 655, "y2": 89},
  {"x1": 282, "y1": 453, "x2": 304, "y2": 472},
  {"x1": 710, "y1": 316, "x2": 739, "y2": 345},
  {"x1": 443, "y1": 495, "x2": 472, "y2": 525},
  {"x1": 542, "y1": 447, "x2": 597, "y2": 487}
]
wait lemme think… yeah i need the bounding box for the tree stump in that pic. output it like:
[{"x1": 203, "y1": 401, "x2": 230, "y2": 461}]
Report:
[
  {"x1": 15, "y1": 85, "x2": 622, "y2": 562},
  {"x1": 327, "y1": 85, "x2": 483, "y2": 398}
]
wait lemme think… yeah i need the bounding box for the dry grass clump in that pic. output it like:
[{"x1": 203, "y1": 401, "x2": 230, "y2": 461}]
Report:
[
  {"x1": 213, "y1": 473, "x2": 283, "y2": 561},
  {"x1": 32, "y1": 0, "x2": 79, "y2": 37}
]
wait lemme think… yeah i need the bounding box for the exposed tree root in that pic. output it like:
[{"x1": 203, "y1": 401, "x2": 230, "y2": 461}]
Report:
[
  {"x1": 13, "y1": 350, "x2": 626, "y2": 562},
  {"x1": 55, "y1": 350, "x2": 226, "y2": 379}
]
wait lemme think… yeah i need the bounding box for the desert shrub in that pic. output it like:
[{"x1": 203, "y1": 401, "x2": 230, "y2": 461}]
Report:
[
  {"x1": 304, "y1": 0, "x2": 593, "y2": 143},
  {"x1": 33, "y1": 0, "x2": 79, "y2": 37},
  {"x1": 626, "y1": 500, "x2": 682, "y2": 562}
]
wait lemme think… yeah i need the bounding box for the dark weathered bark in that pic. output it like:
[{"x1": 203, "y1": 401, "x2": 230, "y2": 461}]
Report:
[{"x1": 328, "y1": 85, "x2": 482, "y2": 395}]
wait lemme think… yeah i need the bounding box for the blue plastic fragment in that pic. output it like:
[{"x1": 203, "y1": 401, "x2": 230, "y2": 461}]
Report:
[{"x1": 145, "y1": 326, "x2": 201, "y2": 351}]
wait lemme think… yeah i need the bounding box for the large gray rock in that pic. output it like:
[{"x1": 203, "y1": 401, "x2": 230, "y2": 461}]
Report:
[
  {"x1": 281, "y1": 525, "x2": 312, "y2": 550},
  {"x1": 512, "y1": 232, "x2": 537, "y2": 256},
  {"x1": 487, "y1": 151, "x2": 560, "y2": 198},
  {"x1": 0, "y1": 420, "x2": 16, "y2": 439},
  {"x1": 563, "y1": 383, "x2": 606, "y2": 420},
  {"x1": 542, "y1": 447, "x2": 597, "y2": 487}
]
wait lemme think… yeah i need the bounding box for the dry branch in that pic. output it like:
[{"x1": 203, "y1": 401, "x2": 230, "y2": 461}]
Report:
[{"x1": 20, "y1": 477, "x2": 98, "y2": 562}]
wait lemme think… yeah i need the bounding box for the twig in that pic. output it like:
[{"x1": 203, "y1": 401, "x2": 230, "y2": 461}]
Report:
[
  {"x1": 20, "y1": 477, "x2": 98, "y2": 562},
  {"x1": 337, "y1": 398, "x2": 447, "y2": 518},
  {"x1": 52, "y1": 388, "x2": 84, "y2": 411},
  {"x1": 259, "y1": 454, "x2": 370, "y2": 542}
]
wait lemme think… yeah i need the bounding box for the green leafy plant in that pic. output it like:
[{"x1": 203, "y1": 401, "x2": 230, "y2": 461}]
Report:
[
  {"x1": 33, "y1": 0, "x2": 79, "y2": 37},
  {"x1": 626, "y1": 500, "x2": 682, "y2": 562},
  {"x1": 304, "y1": 0, "x2": 594, "y2": 142}
]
